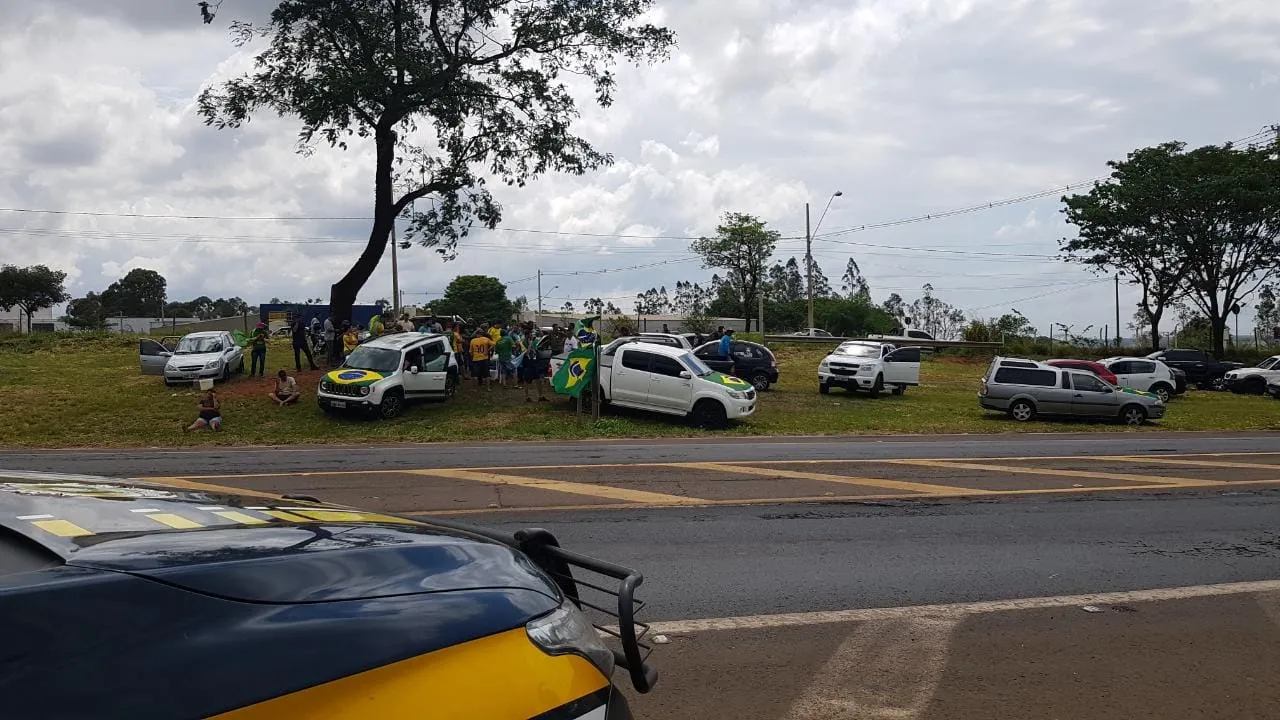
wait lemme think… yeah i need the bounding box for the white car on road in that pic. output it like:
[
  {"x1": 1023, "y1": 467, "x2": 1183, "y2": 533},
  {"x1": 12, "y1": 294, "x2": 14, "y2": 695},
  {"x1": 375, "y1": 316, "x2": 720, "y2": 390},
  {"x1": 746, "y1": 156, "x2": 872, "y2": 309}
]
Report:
[{"x1": 818, "y1": 341, "x2": 921, "y2": 397}]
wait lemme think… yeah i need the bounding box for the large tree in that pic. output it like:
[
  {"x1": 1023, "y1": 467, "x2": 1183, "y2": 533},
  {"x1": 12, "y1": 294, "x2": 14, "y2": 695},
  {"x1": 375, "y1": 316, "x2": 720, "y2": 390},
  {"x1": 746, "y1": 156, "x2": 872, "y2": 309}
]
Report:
[
  {"x1": 433, "y1": 274, "x2": 513, "y2": 322},
  {"x1": 1064, "y1": 141, "x2": 1280, "y2": 354},
  {"x1": 0, "y1": 265, "x2": 70, "y2": 331},
  {"x1": 198, "y1": 0, "x2": 674, "y2": 324},
  {"x1": 765, "y1": 258, "x2": 804, "y2": 303},
  {"x1": 1062, "y1": 143, "x2": 1196, "y2": 350},
  {"x1": 691, "y1": 212, "x2": 779, "y2": 331},
  {"x1": 908, "y1": 284, "x2": 966, "y2": 339},
  {"x1": 100, "y1": 268, "x2": 167, "y2": 317},
  {"x1": 63, "y1": 292, "x2": 108, "y2": 330},
  {"x1": 840, "y1": 257, "x2": 871, "y2": 302}
]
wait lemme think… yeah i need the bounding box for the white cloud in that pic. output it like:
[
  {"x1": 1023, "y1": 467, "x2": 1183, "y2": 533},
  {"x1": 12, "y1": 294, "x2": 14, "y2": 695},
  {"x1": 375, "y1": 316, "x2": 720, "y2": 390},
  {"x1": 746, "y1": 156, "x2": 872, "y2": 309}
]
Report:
[{"x1": 1, "y1": 0, "x2": 1278, "y2": 334}]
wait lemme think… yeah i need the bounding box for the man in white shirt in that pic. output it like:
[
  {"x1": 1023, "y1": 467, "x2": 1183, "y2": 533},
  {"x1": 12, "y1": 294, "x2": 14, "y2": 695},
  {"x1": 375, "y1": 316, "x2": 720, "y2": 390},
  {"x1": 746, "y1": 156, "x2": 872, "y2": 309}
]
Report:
[{"x1": 270, "y1": 369, "x2": 300, "y2": 406}]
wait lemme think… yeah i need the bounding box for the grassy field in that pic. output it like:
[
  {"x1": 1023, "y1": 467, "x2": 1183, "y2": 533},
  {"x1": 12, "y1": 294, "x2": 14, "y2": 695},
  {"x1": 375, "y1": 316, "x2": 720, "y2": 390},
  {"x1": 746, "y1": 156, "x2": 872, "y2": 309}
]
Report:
[{"x1": 2, "y1": 334, "x2": 1279, "y2": 448}]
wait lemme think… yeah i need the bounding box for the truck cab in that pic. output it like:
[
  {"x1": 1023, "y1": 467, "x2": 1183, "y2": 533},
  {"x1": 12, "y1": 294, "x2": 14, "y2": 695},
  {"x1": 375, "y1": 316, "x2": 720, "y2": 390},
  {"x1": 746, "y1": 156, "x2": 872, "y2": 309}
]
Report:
[{"x1": 596, "y1": 344, "x2": 756, "y2": 427}]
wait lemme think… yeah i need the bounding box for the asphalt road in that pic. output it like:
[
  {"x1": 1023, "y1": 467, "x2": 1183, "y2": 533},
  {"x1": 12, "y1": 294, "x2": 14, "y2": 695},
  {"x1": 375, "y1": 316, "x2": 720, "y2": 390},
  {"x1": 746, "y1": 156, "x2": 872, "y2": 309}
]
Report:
[
  {"x1": 474, "y1": 489, "x2": 1280, "y2": 621},
  {"x1": 1, "y1": 431, "x2": 1277, "y2": 477}
]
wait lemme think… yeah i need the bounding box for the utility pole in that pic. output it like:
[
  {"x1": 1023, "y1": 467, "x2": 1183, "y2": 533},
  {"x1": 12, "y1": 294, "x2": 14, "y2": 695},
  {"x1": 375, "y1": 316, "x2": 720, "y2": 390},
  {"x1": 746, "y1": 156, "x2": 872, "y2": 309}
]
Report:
[
  {"x1": 537, "y1": 270, "x2": 542, "y2": 320},
  {"x1": 805, "y1": 202, "x2": 814, "y2": 332},
  {"x1": 1114, "y1": 274, "x2": 1121, "y2": 348},
  {"x1": 758, "y1": 293, "x2": 765, "y2": 342},
  {"x1": 390, "y1": 219, "x2": 401, "y2": 316}
]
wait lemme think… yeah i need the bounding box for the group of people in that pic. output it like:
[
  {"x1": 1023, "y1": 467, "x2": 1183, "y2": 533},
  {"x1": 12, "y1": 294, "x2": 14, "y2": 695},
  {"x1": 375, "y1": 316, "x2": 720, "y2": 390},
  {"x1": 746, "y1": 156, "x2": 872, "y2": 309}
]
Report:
[{"x1": 460, "y1": 321, "x2": 567, "y2": 402}]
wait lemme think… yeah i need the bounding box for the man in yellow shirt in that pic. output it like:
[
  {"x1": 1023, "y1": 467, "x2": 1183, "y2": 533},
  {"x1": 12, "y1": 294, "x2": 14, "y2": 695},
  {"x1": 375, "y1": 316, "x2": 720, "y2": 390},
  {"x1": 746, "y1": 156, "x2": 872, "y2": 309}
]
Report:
[
  {"x1": 469, "y1": 331, "x2": 495, "y2": 388},
  {"x1": 487, "y1": 322, "x2": 502, "y2": 343}
]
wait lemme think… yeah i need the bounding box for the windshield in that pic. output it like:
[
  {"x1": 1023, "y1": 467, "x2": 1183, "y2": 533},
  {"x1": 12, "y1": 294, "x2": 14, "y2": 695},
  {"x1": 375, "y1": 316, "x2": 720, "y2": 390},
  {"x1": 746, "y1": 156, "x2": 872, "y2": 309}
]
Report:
[
  {"x1": 175, "y1": 336, "x2": 224, "y2": 354},
  {"x1": 342, "y1": 346, "x2": 402, "y2": 374},
  {"x1": 834, "y1": 344, "x2": 881, "y2": 359},
  {"x1": 680, "y1": 352, "x2": 714, "y2": 376},
  {"x1": 1259, "y1": 357, "x2": 1280, "y2": 370}
]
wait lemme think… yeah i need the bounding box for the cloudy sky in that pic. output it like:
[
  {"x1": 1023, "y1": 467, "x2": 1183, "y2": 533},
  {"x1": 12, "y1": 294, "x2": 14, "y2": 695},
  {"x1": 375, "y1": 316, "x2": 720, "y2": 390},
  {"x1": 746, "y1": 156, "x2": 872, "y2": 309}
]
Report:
[{"x1": 2, "y1": 0, "x2": 1278, "y2": 336}]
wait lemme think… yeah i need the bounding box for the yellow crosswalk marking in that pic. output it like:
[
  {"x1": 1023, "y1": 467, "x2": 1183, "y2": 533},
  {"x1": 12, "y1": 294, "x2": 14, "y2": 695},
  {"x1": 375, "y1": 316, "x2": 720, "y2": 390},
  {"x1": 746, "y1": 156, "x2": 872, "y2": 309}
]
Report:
[
  {"x1": 407, "y1": 468, "x2": 706, "y2": 505},
  {"x1": 262, "y1": 510, "x2": 312, "y2": 522},
  {"x1": 1101, "y1": 456, "x2": 1280, "y2": 471},
  {"x1": 213, "y1": 510, "x2": 268, "y2": 525},
  {"x1": 31, "y1": 519, "x2": 93, "y2": 537},
  {"x1": 146, "y1": 513, "x2": 204, "y2": 529},
  {"x1": 885, "y1": 459, "x2": 1218, "y2": 486},
  {"x1": 671, "y1": 462, "x2": 992, "y2": 496}
]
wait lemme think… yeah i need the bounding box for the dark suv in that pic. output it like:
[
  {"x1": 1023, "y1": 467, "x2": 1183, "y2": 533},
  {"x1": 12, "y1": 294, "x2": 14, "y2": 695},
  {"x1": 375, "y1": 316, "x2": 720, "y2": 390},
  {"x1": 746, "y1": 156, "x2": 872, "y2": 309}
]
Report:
[
  {"x1": 693, "y1": 340, "x2": 779, "y2": 391},
  {"x1": 1145, "y1": 349, "x2": 1242, "y2": 390}
]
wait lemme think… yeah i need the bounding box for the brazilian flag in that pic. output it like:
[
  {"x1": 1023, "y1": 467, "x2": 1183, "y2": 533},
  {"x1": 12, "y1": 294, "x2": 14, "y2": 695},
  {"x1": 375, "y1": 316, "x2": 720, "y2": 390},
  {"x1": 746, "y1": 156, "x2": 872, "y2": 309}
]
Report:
[
  {"x1": 707, "y1": 371, "x2": 752, "y2": 390},
  {"x1": 573, "y1": 315, "x2": 601, "y2": 347},
  {"x1": 553, "y1": 347, "x2": 596, "y2": 398}
]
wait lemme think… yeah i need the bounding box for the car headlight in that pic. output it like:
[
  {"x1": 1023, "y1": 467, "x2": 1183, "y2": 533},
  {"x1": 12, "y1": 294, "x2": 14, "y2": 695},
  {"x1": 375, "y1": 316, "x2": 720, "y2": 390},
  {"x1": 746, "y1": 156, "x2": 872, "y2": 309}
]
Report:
[
  {"x1": 726, "y1": 389, "x2": 746, "y2": 400},
  {"x1": 360, "y1": 386, "x2": 371, "y2": 396},
  {"x1": 204, "y1": 361, "x2": 220, "y2": 369},
  {"x1": 819, "y1": 360, "x2": 830, "y2": 369},
  {"x1": 526, "y1": 602, "x2": 615, "y2": 679}
]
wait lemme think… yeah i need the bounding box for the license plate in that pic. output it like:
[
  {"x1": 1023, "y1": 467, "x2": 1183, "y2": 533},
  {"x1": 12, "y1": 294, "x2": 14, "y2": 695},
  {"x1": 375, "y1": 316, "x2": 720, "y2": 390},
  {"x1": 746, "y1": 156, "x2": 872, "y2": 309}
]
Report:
[
  {"x1": 329, "y1": 400, "x2": 347, "y2": 408},
  {"x1": 183, "y1": 373, "x2": 198, "y2": 379}
]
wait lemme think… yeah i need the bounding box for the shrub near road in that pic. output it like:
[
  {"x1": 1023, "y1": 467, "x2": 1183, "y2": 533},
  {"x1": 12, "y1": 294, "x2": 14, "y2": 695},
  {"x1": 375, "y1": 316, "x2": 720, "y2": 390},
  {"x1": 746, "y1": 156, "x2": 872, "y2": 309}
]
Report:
[{"x1": 2, "y1": 335, "x2": 1280, "y2": 448}]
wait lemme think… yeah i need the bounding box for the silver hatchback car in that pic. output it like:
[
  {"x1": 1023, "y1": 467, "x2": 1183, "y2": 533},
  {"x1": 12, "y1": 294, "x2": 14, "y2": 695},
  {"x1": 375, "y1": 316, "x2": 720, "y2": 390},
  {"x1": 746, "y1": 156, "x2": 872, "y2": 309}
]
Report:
[{"x1": 979, "y1": 357, "x2": 1165, "y2": 425}]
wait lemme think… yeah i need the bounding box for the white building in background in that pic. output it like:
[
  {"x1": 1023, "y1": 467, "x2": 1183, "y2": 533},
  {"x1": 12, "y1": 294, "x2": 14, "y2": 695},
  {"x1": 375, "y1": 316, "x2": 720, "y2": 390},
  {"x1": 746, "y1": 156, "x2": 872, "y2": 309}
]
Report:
[{"x1": 0, "y1": 306, "x2": 55, "y2": 333}]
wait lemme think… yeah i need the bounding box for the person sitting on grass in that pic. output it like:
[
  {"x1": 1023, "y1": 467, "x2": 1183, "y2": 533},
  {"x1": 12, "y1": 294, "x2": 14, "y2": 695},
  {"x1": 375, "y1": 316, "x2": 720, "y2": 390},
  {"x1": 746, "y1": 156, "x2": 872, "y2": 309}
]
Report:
[
  {"x1": 270, "y1": 369, "x2": 300, "y2": 406},
  {"x1": 185, "y1": 389, "x2": 222, "y2": 432}
]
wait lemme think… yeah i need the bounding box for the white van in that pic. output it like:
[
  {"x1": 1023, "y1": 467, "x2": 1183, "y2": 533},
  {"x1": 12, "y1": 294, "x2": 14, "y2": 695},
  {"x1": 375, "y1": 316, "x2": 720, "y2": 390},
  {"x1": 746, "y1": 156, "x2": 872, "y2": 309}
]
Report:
[
  {"x1": 317, "y1": 333, "x2": 458, "y2": 419},
  {"x1": 817, "y1": 341, "x2": 921, "y2": 397}
]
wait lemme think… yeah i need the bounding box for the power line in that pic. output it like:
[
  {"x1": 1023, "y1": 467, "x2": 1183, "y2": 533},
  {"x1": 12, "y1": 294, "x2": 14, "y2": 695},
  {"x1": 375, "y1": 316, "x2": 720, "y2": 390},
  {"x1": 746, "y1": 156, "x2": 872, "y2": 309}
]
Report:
[{"x1": 964, "y1": 278, "x2": 1111, "y2": 313}]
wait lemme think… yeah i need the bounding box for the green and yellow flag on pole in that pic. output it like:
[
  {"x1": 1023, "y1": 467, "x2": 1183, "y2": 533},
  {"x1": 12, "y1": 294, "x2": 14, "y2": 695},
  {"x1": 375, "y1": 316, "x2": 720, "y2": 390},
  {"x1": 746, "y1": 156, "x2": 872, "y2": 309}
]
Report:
[
  {"x1": 573, "y1": 315, "x2": 601, "y2": 347},
  {"x1": 553, "y1": 347, "x2": 597, "y2": 398}
]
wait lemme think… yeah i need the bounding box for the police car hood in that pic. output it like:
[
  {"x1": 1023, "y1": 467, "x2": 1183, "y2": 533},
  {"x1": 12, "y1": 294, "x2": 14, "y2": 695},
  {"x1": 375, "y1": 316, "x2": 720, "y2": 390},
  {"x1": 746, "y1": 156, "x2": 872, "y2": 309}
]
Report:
[{"x1": 0, "y1": 472, "x2": 561, "y2": 605}]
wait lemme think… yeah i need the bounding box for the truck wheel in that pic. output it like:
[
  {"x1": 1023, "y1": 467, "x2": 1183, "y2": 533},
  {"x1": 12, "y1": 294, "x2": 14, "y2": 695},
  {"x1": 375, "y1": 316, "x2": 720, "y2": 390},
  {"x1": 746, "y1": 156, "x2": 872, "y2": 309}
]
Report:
[
  {"x1": 868, "y1": 374, "x2": 884, "y2": 398},
  {"x1": 818, "y1": 381, "x2": 830, "y2": 395},
  {"x1": 1149, "y1": 383, "x2": 1171, "y2": 403},
  {"x1": 444, "y1": 373, "x2": 459, "y2": 399},
  {"x1": 221, "y1": 365, "x2": 231, "y2": 383},
  {"x1": 378, "y1": 390, "x2": 404, "y2": 420},
  {"x1": 891, "y1": 386, "x2": 906, "y2": 396},
  {"x1": 691, "y1": 399, "x2": 728, "y2": 429},
  {"x1": 750, "y1": 372, "x2": 771, "y2": 391},
  {"x1": 1208, "y1": 376, "x2": 1226, "y2": 391},
  {"x1": 1009, "y1": 400, "x2": 1036, "y2": 422},
  {"x1": 1120, "y1": 404, "x2": 1147, "y2": 426},
  {"x1": 1247, "y1": 377, "x2": 1267, "y2": 395}
]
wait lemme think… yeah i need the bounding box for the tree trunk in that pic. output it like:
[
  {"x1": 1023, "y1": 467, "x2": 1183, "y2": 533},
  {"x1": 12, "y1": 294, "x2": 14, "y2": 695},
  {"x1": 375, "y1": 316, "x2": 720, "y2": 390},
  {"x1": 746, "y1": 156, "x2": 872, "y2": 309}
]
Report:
[
  {"x1": 1211, "y1": 317, "x2": 1227, "y2": 357},
  {"x1": 1148, "y1": 307, "x2": 1163, "y2": 353},
  {"x1": 330, "y1": 129, "x2": 396, "y2": 326}
]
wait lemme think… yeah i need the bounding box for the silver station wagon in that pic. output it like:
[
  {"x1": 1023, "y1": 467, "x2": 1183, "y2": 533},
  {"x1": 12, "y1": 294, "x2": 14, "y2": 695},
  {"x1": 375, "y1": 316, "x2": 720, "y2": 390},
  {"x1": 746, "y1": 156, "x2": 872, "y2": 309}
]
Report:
[{"x1": 979, "y1": 357, "x2": 1165, "y2": 426}]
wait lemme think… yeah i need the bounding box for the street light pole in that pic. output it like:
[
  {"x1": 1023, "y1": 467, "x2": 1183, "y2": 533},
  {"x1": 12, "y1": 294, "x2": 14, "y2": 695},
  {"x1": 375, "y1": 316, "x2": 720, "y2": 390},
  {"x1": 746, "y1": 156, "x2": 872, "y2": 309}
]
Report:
[
  {"x1": 806, "y1": 191, "x2": 843, "y2": 332},
  {"x1": 805, "y1": 202, "x2": 813, "y2": 331}
]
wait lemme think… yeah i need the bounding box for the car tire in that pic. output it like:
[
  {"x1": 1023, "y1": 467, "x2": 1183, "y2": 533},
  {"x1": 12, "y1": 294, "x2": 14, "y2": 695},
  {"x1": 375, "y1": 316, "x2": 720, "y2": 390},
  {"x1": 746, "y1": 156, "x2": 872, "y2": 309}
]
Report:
[
  {"x1": 1208, "y1": 376, "x2": 1227, "y2": 391},
  {"x1": 1247, "y1": 377, "x2": 1267, "y2": 395},
  {"x1": 221, "y1": 365, "x2": 231, "y2": 383},
  {"x1": 891, "y1": 386, "x2": 906, "y2": 396},
  {"x1": 444, "y1": 373, "x2": 459, "y2": 400},
  {"x1": 691, "y1": 399, "x2": 729, "y2": 429},
  {"x1": 1149, "y1": 383, "x2": 1172, "y2": 403},
  {"x1": 750, "y1": 372, "x2": 771, "y2": 392},
  {"x1": 1009, "y1": 400, "x2": 1036, "y2": 422},
  {"x1": 237, "y1": 359, "x2": 245, "y2": 375},
  {"x1": 818, "y1": 381, "x2": 830, "y2": 395},
  {"x1": 1120, "y1": 404, "x2": 1147, "y2": 426},
  {"x1": 377, "y1": 390, "x2": 404, "y2": 420},
  {"x1": 868, "y1": 374, "x2": 884, "y2": 398}
]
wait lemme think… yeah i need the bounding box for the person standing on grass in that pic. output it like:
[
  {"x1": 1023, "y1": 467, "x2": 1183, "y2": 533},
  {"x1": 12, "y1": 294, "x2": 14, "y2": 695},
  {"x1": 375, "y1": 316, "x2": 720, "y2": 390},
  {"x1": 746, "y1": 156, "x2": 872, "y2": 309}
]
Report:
[
  {"x1": 470, "y1": 330, "x2": 495, "y2": 389},
  {"x1": 452, "y1": 323, "x2": 469, "y2": 379},
  {"x1": 323, "y1": 315, "x2": 338, "y2": 365},
  {"x1": 270, "y1": 369, "x2": 300, "y2": 406},
  {"x1": 494, "y1": 328, "x2": 515, "y2": 386},
  {"x1": 523, "y1": 328, "x2": 551, "y2": 402},
  {"x1": 185, "y1": 389, "x2": 222, "y2": 432},
  {"x1": 249, "y1": 322, "x2": 269, "y2": 377},
  {"x1": 291, "y1": 317, "x2": 319, "y2": 371}
]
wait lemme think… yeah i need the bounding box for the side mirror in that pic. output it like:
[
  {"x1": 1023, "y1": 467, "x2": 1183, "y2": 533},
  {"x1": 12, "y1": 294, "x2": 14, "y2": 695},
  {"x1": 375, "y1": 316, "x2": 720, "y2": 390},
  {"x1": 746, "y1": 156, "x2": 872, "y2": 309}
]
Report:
[
  {"x1": 410, "y1": 366, "x2": 420, "y2": 375},
  {"x1": 161, "y1": 351, "x2": 173, "y2": 358},
  {"x1": 679, "y1": 370, "x2": 692, "y2": 379}
]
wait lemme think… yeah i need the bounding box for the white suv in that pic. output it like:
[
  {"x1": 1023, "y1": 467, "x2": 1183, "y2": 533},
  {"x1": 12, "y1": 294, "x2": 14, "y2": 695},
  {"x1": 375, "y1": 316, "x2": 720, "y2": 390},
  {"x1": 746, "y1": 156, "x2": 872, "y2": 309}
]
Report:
[
  {"x1": 318, "y1": 333, "x2": 458, "y2": 419},
  {"x1": 1098, "y1": 356, "x2": 1178, "y2": 403},
  {"x1": 818, "y1": 341, "x2": 921, "y2": 397}
]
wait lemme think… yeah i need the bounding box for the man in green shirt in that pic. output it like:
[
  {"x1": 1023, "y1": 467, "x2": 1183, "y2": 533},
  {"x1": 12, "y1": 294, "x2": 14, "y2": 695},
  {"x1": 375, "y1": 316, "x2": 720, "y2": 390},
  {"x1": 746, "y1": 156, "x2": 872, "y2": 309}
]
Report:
[
  {"x1": 493, "y1": 329, "x2": 515, "y2": 386},
  {"x1": 249, "y1": 322, "x2": 269, "y2": 377}
]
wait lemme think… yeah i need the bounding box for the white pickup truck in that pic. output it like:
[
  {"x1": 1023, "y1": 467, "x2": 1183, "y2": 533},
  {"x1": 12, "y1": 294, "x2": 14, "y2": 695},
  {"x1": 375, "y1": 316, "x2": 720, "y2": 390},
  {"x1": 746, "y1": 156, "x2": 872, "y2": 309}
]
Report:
[
  {"x1": 585, "y1": 342, "x2": 757, "y2": 427},
  {"x1": 818, "y1": 341, "x2": 921, "y2": 397},
  {"x1": 550, "y1": 333, "x2": 696, "y2": 377}
]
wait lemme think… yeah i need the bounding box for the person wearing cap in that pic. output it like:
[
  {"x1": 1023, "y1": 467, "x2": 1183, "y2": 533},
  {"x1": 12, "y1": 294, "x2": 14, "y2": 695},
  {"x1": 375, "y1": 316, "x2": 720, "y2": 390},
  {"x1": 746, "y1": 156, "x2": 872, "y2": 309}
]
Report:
[{"x1": 717, "y1": 328, "x2": 734, "y2": 359}]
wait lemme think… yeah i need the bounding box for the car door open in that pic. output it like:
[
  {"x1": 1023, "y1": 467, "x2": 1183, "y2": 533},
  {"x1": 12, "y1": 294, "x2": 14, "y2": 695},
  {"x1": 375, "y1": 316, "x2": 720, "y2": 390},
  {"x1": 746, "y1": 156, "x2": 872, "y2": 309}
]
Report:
[
  {"x1": 139, "y1": 338, "x2": 172, "y2": 375},
  {"x1": 882, "y1": 347, "x2": 921, "y2": 387}
]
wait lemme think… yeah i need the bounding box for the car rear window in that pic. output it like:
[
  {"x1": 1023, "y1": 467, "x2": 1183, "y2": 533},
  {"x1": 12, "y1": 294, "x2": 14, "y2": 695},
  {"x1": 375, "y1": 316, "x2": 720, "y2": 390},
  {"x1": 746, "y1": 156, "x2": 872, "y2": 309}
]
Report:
[{"x1": 993, "y1": 367, "x2": 1058, "y2": 387}]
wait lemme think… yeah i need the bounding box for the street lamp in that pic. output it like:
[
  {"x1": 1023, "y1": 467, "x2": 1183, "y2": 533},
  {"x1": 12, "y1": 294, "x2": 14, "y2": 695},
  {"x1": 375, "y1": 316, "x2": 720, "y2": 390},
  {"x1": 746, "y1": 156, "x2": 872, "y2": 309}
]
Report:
[{"x1": 806, "y1": 190, "x2": 843, "y2": 331}]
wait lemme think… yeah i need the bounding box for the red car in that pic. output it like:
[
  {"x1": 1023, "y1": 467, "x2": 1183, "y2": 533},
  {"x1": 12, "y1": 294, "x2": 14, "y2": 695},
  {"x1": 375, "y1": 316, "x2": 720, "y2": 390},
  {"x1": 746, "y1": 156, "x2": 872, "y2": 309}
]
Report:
[{"x1": 1046, "y1": 359, "x2": 1119, "y2": 386}]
